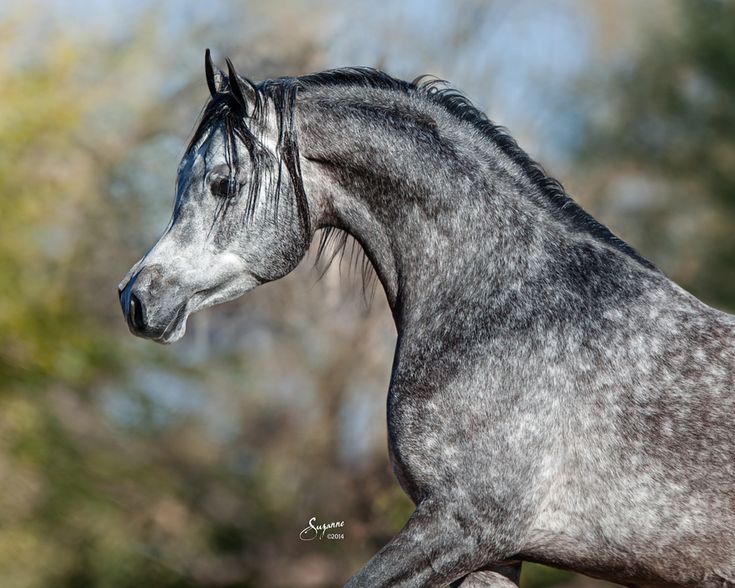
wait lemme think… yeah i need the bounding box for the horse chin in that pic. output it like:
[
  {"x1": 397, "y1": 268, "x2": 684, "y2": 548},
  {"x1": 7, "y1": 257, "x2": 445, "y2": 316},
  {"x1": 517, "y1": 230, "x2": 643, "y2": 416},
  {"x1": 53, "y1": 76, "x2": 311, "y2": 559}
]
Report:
[
  {"x1": 155, "y1": 317, "x2": 188, "y2": 344},
  {"x1": 152, "y1": 303, "x2": 190, "y2": 345}
]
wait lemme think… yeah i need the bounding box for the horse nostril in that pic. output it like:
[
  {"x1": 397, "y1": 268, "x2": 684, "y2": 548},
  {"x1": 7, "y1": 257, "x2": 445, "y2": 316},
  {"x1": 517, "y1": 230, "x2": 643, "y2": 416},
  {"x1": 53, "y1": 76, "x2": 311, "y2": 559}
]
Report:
[{"x1": 129, "y1": 293, "x2": 146, "y2": 332}]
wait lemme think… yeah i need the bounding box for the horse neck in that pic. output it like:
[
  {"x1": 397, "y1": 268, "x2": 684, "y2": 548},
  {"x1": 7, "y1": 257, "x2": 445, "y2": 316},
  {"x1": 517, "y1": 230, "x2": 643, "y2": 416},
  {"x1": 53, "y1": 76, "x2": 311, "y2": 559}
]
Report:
[{"x1": 295, "y1": 87, "x2": 657, "y2": 336}]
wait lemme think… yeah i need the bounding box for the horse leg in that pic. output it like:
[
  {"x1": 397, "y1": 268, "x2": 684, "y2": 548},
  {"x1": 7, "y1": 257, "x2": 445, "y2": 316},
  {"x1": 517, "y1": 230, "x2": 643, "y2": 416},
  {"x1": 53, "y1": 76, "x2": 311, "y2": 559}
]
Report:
[
  {"x1": 344, "y1": 499, "x2": 512, "y2": 588},
  {"x1": 451, "y1": 563, "x2": 522, "y2": 587}
]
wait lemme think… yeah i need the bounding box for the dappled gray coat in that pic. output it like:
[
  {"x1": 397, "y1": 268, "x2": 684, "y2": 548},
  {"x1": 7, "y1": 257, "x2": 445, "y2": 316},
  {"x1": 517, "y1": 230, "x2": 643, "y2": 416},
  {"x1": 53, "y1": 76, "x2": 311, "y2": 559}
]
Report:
[{"x1": 119, "y1": 53, "x2": 735, "y2": 587}]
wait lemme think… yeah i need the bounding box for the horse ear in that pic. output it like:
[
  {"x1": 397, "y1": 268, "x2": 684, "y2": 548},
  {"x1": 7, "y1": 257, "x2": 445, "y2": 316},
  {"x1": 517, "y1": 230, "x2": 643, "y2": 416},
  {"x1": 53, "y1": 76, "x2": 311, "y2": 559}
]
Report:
[
  {"x1": 205, "y1": 48, "x2": 225, "y2": 97},
  {"x1": 225, "y1": 57, "x2": 257, "y2": 110}
]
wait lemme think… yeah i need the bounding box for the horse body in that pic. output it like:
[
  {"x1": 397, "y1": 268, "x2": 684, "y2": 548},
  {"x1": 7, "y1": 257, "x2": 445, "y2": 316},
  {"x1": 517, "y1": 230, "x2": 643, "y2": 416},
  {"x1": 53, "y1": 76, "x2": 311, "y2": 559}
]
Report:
[
  {"x1": 119, "y1": 54, "x2": 735, "y2": 587},
  {"x1": 513, "y1": 285, "x2": 735, "y2": 587}
]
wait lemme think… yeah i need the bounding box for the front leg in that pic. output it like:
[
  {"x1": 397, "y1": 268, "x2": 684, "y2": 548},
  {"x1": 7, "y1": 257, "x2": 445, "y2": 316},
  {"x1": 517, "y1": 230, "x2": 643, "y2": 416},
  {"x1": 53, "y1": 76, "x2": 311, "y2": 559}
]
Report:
[{"x1": 345, "y1": 499, "x2": 514, "y2": 587}]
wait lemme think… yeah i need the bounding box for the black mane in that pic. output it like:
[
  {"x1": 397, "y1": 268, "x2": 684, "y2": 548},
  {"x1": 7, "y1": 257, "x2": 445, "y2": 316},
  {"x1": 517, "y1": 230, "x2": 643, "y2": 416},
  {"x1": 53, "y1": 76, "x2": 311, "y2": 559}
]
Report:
[
  {"x1": 293, "y1": 67, "x2": 656, "y2": 272},
  {"x1": 188, "y1": 66, "x2": 656, "y2": 273}
]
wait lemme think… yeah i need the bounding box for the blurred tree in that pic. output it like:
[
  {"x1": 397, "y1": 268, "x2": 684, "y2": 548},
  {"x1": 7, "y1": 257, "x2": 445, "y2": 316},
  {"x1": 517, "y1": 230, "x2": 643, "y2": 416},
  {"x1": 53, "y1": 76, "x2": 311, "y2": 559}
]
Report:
[
  {"x1": 578, "y1": 0, "x2": 735, "y2": 310},
  {"x1": 0, "y1": 11, "x2": 196, "y2": 588}
]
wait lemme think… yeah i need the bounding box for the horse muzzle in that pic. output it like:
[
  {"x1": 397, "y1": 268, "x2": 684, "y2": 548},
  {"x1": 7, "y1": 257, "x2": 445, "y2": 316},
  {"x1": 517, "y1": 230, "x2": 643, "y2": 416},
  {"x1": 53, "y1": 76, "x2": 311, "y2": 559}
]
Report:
[{"x1": 118, "y1": 264, "x2": 186, "y2": 342}]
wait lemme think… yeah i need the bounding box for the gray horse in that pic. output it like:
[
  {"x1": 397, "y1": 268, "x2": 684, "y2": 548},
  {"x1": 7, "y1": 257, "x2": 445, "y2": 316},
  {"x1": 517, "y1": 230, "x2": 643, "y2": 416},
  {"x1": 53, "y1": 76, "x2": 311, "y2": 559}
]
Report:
[{"x1": 118, "y1": 51, "x2": 735, "y2": 587}]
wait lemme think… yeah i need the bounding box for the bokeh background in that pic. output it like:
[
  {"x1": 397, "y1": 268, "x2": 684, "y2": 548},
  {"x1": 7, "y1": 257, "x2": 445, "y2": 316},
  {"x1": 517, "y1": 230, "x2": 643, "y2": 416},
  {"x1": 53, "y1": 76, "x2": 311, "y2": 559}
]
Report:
[{"x1": 1, "y1": 0, "x2": 733, "y2": 586}]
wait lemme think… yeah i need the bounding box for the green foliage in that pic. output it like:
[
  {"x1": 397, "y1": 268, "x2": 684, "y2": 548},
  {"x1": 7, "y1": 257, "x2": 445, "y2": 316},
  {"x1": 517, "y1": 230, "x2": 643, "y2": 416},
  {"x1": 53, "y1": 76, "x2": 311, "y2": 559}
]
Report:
[
  {"x1": 580, "y1": 0, "x2": 735, "y2": 309},
  {"x1": 521, "y1": 564, "x2": 575, "y2": 588}
]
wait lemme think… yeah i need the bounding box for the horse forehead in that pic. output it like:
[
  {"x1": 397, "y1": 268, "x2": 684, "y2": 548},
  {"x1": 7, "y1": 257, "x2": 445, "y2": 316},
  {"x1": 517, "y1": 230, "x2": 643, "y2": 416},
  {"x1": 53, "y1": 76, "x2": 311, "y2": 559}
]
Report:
[{"x1": 178, "y1": 130, "x2": 225, "y2": 178}]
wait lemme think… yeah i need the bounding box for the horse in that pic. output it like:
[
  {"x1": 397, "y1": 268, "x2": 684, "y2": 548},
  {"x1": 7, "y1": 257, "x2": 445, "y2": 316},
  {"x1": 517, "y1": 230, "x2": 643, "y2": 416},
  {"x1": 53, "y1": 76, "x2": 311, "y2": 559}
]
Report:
[{"x1": 118, "y1": 50, "x2": 735, "y2": 587}]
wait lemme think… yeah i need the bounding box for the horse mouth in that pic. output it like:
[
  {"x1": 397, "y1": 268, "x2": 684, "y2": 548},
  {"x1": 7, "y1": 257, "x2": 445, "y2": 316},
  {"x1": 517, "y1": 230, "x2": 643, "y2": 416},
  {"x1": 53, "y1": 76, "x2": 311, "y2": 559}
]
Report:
[
  {"x1": 148, "y1": 273, "x2": 262, "y2": 344},
  {"x1": 151, "y1": 284, "x2": 229, "y2": 344}
]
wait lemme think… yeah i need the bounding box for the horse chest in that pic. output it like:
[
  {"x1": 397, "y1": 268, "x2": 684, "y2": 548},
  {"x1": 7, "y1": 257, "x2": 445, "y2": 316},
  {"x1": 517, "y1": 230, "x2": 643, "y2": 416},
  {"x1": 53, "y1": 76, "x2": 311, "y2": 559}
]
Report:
[{"x1": 385, "y1": 381, "x2": 482, "y2": 501}]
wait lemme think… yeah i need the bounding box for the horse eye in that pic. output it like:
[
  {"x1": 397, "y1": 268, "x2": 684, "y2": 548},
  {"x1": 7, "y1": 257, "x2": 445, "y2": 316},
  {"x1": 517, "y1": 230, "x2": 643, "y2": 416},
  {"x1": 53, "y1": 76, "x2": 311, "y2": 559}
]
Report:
[{"x1": 210, "y1": 176, "x2": 237, "y2": 198}]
